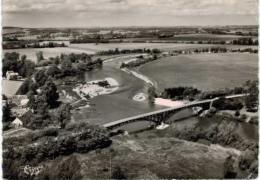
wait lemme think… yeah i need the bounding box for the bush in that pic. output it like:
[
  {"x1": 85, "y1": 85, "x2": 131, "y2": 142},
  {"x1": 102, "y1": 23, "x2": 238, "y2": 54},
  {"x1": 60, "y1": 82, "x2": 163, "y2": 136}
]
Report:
[
  {"x1": 239, "y1": 150, "x2": 256, "y2": 171},
  {"x1": 3, "y1": 122, "x2": 112, "y2": 179},
  {"x1": 224, "y1": 155, "x2": 237, "y2": 178},
  {"x1": 213, "y1": 98, "x2": 243, "y2": 110},
  {"x1": 234, "y1": 110, "x2": 240, "y2": 117},
  {"x1": 37, "y1": 60, "x2": 52, "y2": 67},
  {"x1": 46, "y1": 65, "x2": 61, "y2": 78},
  {"x1": 112, "y1": 166, "x2": 126, "y2": 179},
  {"x1": 161, "y1": 87, "x2": 200, "y2": 99},
  {"x1": 48, "y1": 155, "x2": 82, "y2": 180}
]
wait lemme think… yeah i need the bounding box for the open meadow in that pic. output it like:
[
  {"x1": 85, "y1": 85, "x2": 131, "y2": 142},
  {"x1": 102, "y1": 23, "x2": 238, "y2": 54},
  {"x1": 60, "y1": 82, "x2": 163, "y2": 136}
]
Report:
[
  {"x1": 140, "y1": 53, "x2": 258, "y2": 91},
  {"x1": 69, "y1": 43, "x2": 258, "y2": 52},
  {"x1": 3, "y1": 43, "x2": 257, "y2": 64}
]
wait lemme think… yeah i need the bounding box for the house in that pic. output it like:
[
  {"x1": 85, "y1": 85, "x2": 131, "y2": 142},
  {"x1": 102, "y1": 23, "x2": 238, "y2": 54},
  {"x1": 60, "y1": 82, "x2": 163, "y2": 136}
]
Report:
[
  {"x1": 21, "y1": 99, "x2": 29, "y2": 107},
  {"x1": 8, "y1": 95, "x2": 28, "y2": 106},
  {"x1": 11, "y1": 117, "x2": 23, "y2": 129},
  {"x1": 6, "y1": 71, "x2": 19, "y2": 80}
]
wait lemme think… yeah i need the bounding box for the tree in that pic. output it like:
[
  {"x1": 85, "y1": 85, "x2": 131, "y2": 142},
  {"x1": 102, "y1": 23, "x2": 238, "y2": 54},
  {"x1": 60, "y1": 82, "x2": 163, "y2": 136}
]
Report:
[
  {"x1": 152, "y1": 48, "x2": 160, "y2": 54},
  {"x1": 148, "y1": 85, "x2": 156, "y2": 106},
  {"x1": 57, "y1": 103, "x2": 72, "y2": 128},
  {"x1": 3, "y1": 103, "x2": 12, "y2": 123},
  {"x1": 212, "y1": 97, "x2": 226, "y2": 110},
  {"x1": 61, "y1": 58, "x2": 74, "y2": 76},
  {"x1": 31, "y1": 94, "x2": 49, "y2": 115},
  {"x1": 244, "y1": 80, "x2": 258, "y2": 111},
  {"x1": 27, "y1": 91, "x2": 36, "y2": 109},
  {"x1": 21, "y1": 55, "x2": 27, "y2": 61},
  {"x1": 34, "y1": 70, "x2": 48, "y2": 87},
  {"x1": 54, "y1": 56, "x2": 60, "y2": 65},
  {"x1": 46, "y1": 65, "x2": 61, "y2": 78},
  {"x1": 41, "y1": 79, "x2": 59, "y2": 108},
  {"x1": 4, "y1": 52, "x2": 20, "y2": 63},
  {"x1": 17, "y1": 79, "x2": 31, "y2": 95},
  {"x1": 239, "y1": 150, "x2": 256, "y2": 171},
  {"x1": 3, "y1": 52, "x2": 35, "y2": 78},
  {"x1": 17, "y1": 60, "x2": 35, "y2": 77},
  {"x1": 234, "y1": 110, "x2": 240, "y2": 117},
  {"x1": 96, "y1": 58, "x2": 103, "y2": 66},
  {"x1": 36, "y1": 51, "x2": 44, "y2": 63},
  {"x1": 2, "y1": 52, "x2": 19, "y2": 76},
  {"x1": 224, "y1": 155, "x2": 237, "y2": 178},
  {"x1": 50, "y1": 155, "x2": 82, "y2": 180}
]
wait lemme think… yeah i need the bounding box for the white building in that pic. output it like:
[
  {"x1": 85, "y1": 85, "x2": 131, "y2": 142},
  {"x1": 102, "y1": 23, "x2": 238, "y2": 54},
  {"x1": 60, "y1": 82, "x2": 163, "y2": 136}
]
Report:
[
  {"x1": 6, "y1": 71, "x2": 19, "y2": 80},
  {"x1": 21, "y1": 99, "x2": 29, "y2": 107},
  {"x1": 11, "y1": 118, "x2": 23, "y2": 129}
]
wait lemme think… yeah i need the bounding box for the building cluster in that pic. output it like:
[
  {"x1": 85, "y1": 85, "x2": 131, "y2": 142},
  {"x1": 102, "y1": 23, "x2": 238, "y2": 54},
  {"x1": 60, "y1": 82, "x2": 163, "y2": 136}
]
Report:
[
  {"x1": 6, "y1": 71, "x2": 23, "y2": 80},
  {"x1": 4, "y1": 95, "x2": 30, "y2": 129}
]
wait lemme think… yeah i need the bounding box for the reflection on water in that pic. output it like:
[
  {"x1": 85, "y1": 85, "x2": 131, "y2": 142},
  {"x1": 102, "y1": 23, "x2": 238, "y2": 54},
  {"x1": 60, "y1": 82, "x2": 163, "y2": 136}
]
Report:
[{"x1": 112, "y1": 109, "x2": 258, "y2": 141}]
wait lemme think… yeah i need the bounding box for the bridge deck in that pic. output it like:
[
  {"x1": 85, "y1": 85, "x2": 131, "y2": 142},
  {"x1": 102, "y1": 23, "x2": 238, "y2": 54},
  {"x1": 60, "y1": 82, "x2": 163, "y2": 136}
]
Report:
[{"x1": 103, "y1": 94, "x2": 247, "y2": 128}]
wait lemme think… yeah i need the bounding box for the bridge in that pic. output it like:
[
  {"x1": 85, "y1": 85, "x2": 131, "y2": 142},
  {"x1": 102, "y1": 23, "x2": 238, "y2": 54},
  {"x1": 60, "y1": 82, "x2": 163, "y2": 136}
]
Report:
[{"x1": 103, "y1": 94, "x2": 247, "y2": 130}]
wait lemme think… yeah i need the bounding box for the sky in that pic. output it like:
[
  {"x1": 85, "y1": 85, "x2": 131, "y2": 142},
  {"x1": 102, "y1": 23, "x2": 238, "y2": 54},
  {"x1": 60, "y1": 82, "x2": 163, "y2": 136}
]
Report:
[{"x1": 2, "y1": 0, "x2": 259, "y2": 27}]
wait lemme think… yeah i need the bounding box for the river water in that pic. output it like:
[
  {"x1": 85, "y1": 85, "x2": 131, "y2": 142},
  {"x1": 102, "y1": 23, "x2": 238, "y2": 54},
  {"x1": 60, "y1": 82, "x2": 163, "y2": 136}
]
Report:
[
  {"x1": 72, "y1": 57, "x2": 165, "y2": 127},
  {"x1": 4, "y1": 44, "x2": 257, "y2": 139},
  {"x1": 71, "y1": 54, "x2": 258, "y2": 141}
]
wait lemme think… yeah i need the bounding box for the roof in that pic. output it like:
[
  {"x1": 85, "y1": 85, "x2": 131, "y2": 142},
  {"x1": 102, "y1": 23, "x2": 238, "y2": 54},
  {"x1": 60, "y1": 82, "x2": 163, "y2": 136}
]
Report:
[
  {"x1": 12, "y1": 118, "x2": 23, "y2": 125},
  {"x1": 21, "y1": 99, "x2": 29, "y2": 106}
]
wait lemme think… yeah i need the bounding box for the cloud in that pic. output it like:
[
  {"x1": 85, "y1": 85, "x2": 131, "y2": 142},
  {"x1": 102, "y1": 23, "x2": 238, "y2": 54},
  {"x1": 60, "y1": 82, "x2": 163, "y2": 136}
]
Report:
[
  {"x1": 3, "y1": 0, "x2": 258, "y2": 15},
  {"x1": 2, "y1": 0, "x2": 258, "y2": 27}
]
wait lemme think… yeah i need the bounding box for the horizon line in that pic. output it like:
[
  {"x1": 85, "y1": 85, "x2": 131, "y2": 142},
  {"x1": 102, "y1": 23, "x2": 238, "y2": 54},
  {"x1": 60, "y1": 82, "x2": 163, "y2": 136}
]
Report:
[{"x1": 3, "y1": 24, "x2": 258, "y2": 29}]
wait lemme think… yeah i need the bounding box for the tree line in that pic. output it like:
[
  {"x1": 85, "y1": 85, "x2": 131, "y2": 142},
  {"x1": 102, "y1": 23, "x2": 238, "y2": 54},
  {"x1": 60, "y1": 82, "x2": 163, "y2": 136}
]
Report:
[
  {"x1": 97, "y1": 48, "x2": 161, "y2": 55},
  {"x1": 172, "y1": 47, "x2": 258, "y2": 55},
  {"x1": 160, "y1": 80, "x2": 258, "y2": 111},
  {"x1": 3, "y1": 122, "x2": 112, "y2": 179},
  {"x1": 120, "y1": 54, "x2": 158, "y2": 68},
  {"x1": 2, "y1": 52, "x2": 35, "y2": 77},
  {"x1": 3, "y1": 41, "x2": 67, "y2": 49}
]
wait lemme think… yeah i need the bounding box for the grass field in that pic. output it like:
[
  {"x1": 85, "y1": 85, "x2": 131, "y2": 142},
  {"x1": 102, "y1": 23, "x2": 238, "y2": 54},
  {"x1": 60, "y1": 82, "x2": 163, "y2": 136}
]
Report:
[
  {"x1": 171, "y1": 34, "x2": 255, "y2": 41},
  {"x1": 70, "y1": 43, "x2": 257, "y2": 52},
  {"x1": 3, "y1": 43, "x2": 257, "y2": 65},
  {"x1": 140, "y1": 53, "x2": 258, "y2": 91},
  {"x1": 3, "y1": 47, "x2": 95, "y2": 63},
  {"x1": 69, "y1": 43, "x2": 214, "y2": 51},
  {"x1": 72, "y1": 134, "x2": 241, "y2": 179}
]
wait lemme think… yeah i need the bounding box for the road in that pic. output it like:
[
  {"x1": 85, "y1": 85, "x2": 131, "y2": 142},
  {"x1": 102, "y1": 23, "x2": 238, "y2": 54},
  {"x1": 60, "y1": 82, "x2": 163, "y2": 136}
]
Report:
[{"x1": 103, "y1": 94, "x2": 248, "y2": 128}]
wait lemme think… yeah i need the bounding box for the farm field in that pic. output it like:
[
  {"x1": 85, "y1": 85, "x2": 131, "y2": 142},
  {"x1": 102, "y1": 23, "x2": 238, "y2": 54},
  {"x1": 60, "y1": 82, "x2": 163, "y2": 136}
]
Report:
[
  {"x1": 3, "y1": 47, "x2": 95, "y2": 63},
  {"x1": 139, "y1": 53, "x2": 258, "y2": 91},
  {"x1": 171, "y1": 33, "x2": 256, "y2": 41},
  {"x1": 70, "y1": 43, "x2": 257, "y2": 52},
  {"x1": 3, "y1": 43, "x2": 257, "y2": 64},
  {"x1": 69, "y1": 43, "x2": 216, "y2": 52}
]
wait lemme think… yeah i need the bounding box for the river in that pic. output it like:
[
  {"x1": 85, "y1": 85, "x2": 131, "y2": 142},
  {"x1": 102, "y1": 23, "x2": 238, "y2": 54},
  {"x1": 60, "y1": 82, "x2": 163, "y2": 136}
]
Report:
[
  {"x1": 71, "y1": 53, "x2": 258, "y2": 141},
  {"x1": 4, "y1": 44, "x2": 258, "y2": 138},
  {"x1": 72, "y1": 55, "x2": 165, "y2": 128}
]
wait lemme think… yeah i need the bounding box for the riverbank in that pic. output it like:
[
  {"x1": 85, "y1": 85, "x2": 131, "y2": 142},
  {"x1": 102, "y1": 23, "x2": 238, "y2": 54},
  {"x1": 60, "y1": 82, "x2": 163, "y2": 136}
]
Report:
[
  {"x1": 73, "y1": 77, "x2": 119, "y2": 100},
  {"x1": 121, "y1": 68, "x2": 154, "y2": 86}
]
